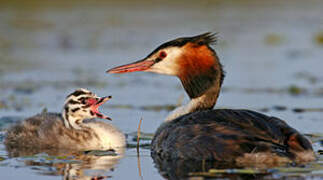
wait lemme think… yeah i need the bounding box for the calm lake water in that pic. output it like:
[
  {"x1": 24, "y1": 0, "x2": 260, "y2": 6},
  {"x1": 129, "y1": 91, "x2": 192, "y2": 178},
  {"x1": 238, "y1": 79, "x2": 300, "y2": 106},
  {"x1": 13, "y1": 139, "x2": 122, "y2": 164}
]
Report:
[{"x1": 0, "y1": 0, "x2": 323, "y2": 179}]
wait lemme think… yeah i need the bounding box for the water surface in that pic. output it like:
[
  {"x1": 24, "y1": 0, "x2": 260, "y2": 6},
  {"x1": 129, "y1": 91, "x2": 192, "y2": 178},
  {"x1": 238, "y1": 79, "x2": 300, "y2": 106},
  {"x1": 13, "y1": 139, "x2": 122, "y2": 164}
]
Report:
[{"x1": 1, "y1": 0, "x2": 323, "y2": 179}]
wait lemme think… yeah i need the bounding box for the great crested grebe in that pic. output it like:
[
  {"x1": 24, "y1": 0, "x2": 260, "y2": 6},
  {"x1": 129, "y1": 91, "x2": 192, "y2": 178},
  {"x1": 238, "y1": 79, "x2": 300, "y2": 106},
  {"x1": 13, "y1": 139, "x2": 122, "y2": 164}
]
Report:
[
  {"x1": 106, "y1": 33, "x2": 315, "y2": 166},
  {"x1": 5, "y1": 88, "x2": 125, "y2": 152}
]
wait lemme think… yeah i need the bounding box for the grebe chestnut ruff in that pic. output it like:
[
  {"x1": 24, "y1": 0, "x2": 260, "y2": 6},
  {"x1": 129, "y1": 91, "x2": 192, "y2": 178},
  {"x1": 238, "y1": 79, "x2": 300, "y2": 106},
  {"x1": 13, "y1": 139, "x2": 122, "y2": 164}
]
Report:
[
  {"x1": 107, "y1": 33, "x2": 315, "y2": 166},
  {"x1": 5, "y1": 88, "x2": 125, "y2": 152}
]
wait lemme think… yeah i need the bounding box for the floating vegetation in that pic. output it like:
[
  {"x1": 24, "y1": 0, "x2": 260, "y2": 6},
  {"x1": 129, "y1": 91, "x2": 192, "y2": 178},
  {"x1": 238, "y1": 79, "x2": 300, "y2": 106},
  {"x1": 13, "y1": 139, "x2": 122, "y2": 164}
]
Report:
[
  {"x1": 140, "y1": 104, "x2": 177, "y2": 112},
  {"x1": 0, "y1": 156, "x2": 5, "y2": 161},
  {"x1": 221, "y1": 85, "x2": 321, "y2": 96},
  {"x1": 190, "y1": 165, "x2": 323, "y2": 178},
  {"x1": 314, "y1": 31, "x2": 323, "y2": 46},
  {"x1": 128, "y1": 132, "x2": 154, "y2": 141},
  {"x1": 257, "y1": 105, "x2": 323, "y2": 114},
  {"x1": 275, "y1": 166, "x2": 322, "y2": 174},
  {"x1": 264, "y1": 33, "x2": 285, "y2": 46},
  {"x1": 288, "y1": 85, "x2": 305, "y2": 95},
  {"x1": 84, "y1": 150, "x2": 118, "y2": 156},
  {"x1": 209, "y1": 168, "x2": 268, "y2": 174},
  {"x1": 272, "y1": 105, "x2": 287, "y2": 111},
  {"x1": 293, "y1": 108, "x2": 323, "y2": 113},
  {"x1": 127, "y1": 143, "x2": 151, "y2": 149},
  {"x1": 190, "y1": 168, "x2": 269, "y2": 177},
  {"x1": 127, "y1": 131, "x2": 153, "y2": 149},
  {"x1": 21, "y1": 153, "x2": 81, "y2": 165}
]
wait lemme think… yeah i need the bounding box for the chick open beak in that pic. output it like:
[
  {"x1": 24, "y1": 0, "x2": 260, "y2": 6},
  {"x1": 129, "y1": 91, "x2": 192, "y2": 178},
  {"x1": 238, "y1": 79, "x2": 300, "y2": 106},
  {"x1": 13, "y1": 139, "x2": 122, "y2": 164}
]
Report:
[{"x1": 91, "y1": 96, "x2": 112, "y2": 120}]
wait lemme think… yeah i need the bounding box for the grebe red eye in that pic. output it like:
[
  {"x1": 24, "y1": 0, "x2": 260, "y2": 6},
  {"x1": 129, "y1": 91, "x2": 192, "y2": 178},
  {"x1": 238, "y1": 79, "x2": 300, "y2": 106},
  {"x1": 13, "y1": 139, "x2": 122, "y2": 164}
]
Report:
[{"x1": 159, "y1": 51, "x2": 167, "y2": 59}]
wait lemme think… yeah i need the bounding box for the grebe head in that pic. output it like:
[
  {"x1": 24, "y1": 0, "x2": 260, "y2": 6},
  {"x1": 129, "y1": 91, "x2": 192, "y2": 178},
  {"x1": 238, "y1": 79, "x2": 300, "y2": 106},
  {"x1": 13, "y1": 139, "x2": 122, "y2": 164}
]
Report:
[
  {"x1": 107, "y1": 32, "x2": 224, "y2": 99},
  {"x1": 62, "y1": 88, "x2": 112, "y2": 129}
]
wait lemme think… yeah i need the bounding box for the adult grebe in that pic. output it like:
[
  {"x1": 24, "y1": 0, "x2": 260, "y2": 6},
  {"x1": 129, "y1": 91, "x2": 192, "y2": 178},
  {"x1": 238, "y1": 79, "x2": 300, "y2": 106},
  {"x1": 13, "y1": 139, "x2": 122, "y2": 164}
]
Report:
[
  {"x1": 5, "y1": 88, "x2": 125, "y2": 152},
  {"x1": 106, "y1": 33, "x2": 315, "y2": 166}
]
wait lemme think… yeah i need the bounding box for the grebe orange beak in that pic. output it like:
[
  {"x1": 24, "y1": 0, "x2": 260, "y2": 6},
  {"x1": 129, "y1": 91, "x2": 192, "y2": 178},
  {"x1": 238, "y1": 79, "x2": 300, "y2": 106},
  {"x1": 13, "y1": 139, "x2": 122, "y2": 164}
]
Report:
[{"x1": 106, "y1": 59, "x2": 155, "y2": 74}]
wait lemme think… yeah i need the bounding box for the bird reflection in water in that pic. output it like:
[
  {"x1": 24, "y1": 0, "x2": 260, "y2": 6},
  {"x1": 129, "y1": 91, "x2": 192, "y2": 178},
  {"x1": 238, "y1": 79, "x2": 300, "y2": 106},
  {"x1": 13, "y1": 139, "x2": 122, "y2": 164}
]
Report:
[{"x1": 6, "y1": 147, "x2": 125, "y2": 180}]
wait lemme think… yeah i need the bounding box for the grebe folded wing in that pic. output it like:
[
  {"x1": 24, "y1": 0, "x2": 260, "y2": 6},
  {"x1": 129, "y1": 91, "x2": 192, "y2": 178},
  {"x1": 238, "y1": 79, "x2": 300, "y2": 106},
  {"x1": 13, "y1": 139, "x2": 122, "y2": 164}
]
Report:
[{"x1": 151, "y1": 109, "x2": 313, "y2": 163}]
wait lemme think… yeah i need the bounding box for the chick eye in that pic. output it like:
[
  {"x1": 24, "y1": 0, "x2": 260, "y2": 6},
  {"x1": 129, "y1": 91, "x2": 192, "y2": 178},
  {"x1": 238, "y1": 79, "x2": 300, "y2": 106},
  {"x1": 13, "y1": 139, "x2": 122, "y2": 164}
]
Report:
[
  {"x1": 78, "y1": 97, "x2": 87, "y2": 104},
  {"x1": 159, "y1": 51, "x2": 167, "y2": 59}
]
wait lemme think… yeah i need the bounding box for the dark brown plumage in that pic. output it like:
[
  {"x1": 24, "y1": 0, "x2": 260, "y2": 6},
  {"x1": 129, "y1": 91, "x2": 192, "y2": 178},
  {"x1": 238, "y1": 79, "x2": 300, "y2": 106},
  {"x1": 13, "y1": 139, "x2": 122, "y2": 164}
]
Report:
[{"x1": 151, "y1": 109, "x2": 313, "y2": 164}]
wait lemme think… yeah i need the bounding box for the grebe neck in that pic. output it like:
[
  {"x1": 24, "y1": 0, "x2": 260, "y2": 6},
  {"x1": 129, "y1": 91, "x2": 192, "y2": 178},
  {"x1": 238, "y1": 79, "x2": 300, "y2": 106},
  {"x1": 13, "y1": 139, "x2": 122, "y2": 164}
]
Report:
[
  {"x1": 165, "y1": 56, "x2": 224, "y2": 121},
  {"x1": 165, "y1": 80, "x2": 221, "y2": 121}
]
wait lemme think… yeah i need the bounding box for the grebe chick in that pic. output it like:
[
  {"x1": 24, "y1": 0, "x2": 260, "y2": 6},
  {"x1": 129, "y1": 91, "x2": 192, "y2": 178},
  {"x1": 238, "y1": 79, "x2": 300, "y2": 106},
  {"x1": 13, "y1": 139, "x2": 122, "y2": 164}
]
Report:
[
  {"x1": 107, "y1": 33, "x2": 315, "y2": 166},
  {"x1": 5, "y1": 88, "x2": 125, "y2": 152}
]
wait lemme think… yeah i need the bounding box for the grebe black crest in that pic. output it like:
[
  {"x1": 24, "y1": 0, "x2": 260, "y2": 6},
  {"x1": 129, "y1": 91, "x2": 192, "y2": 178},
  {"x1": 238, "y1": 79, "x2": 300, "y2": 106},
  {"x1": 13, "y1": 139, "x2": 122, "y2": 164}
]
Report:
[
  {"x1": 106, "y1": 32, "x2": 315, "y2": 168},
  {"x1": 5, "y1": 88, "x2": 125, "y2": 153}
]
